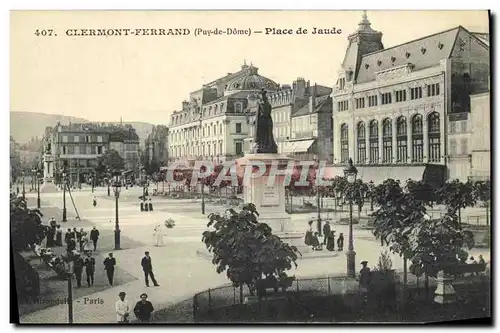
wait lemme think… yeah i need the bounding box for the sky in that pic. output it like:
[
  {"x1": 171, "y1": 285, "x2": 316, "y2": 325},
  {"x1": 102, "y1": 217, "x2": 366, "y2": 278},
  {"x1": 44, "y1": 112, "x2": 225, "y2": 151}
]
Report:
[{"x1": 10, "y1": 10, "x2": 489, "y2": 125}]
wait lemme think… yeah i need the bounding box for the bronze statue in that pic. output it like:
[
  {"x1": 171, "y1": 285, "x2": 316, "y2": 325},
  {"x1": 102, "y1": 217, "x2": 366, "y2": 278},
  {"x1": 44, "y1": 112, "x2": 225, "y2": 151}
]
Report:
[{"x1": 252, "y1": 89, "x2": 278, "y2": 154}]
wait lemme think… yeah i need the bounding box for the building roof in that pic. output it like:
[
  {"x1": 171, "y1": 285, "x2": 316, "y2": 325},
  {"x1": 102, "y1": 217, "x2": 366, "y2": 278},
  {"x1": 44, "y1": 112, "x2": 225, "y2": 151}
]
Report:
[
  {"x1": 224, "y1": 64, "x2": 279, "y2": 94},
  {"x1": 292, "y1": 95, "x2": 333, "y2": 117},
  {"x1": 204, "y1": 91, "x2": 251, "y2": 105},
  {"x1": 356, "y1": 26, "x2": 462, "y2": 83}
]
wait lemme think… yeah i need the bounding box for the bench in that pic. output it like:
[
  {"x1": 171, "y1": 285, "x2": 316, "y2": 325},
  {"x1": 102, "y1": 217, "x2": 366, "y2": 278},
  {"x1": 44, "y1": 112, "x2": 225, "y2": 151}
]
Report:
[
  {"x1": 445, "y1": 263, "x2": 487, "y2": 277},
  {"x1": 257, "y1": 276, "x2": 296, "y2": 294}
]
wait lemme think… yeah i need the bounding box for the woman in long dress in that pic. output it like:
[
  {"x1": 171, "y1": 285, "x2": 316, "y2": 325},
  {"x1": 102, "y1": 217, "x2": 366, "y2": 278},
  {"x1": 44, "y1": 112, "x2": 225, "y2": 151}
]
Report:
[{"x1": 154, "y1": 224, "x2": 165, "y2": 247}]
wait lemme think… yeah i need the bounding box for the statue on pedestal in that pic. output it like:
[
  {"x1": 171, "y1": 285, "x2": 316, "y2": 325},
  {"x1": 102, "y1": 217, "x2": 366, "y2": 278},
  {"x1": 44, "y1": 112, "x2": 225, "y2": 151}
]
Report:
[{"x1": 251, "y1": 89, "x2": 278, "y2": 154}]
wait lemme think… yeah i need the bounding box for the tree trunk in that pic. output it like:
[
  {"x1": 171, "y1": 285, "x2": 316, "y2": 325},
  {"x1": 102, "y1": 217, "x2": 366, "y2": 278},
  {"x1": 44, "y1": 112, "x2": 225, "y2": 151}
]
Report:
[
  {"x1": 403, "y1": 254, "x2": 408, "y2": 287},
  {"x1": 424, "y1": 273, "x2": 429, "y2": 299},
  {"x1": 458, "y1": 208, "x2": 462, "y2": 224}
]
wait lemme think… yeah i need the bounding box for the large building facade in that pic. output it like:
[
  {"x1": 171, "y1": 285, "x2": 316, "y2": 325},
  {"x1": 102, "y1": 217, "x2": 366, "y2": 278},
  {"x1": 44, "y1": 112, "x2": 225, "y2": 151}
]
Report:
[
  {"x1": 330, "y1": 13, "x2": 489, "y2": 185},
  {"x1": 43, "y1": 122, "x2": 140, "y2": 184},
  {"x1": 244, "y1": 79, "x2": 333, "y2": 161},
  {"x1": 168, "y1": 62, "x2": 280, "y2": 163}
]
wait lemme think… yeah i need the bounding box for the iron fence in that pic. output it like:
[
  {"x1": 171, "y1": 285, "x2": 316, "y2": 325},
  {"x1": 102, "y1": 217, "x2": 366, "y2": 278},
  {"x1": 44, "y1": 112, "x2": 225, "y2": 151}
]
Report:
[{"x1": 193, "y1": 276, "x2": 357, "y2": 317}]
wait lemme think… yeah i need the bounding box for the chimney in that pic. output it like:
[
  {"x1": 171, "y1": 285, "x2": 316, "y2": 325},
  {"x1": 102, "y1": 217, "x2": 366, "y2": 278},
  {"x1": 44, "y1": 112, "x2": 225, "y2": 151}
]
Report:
[
  {"x1": 182, "y1": 100, "x2": 189, "y2": 110},
  {"x1": 295, "y1": 78, "x2": 306, "y2": 98},
  {"x1": 308, "y1": 84, "x2": 317, "y2": 113}
]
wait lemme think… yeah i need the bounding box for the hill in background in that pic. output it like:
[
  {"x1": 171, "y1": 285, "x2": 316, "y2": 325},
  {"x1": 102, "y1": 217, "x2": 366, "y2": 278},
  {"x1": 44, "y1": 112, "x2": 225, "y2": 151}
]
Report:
[{"x1": 10, "y1": 111, "x2": 156, "y2": 147}]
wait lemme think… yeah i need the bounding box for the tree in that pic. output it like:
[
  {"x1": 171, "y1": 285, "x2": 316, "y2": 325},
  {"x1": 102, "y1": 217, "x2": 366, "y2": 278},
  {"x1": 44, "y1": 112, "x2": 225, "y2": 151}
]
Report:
[
  {"x1": 10, "y1": 195, "x2": 47, "y2": 251},
  {"x1": 405, "y1": 179, "x2": 436, "y2": 207},
  {"x1": 408, "y1": 212, "x2": 474, "y2": 278},
  {"x1": 202, "y1": 203, "x2": 300, "y2": 296},
  {"x1": 96, "y1": 149, "x2": 125, "y2": 173},
  {"x1": 435, "y1": 179, "x2": 477, "y2": 223},
  {"x1": 474, "y1": 180, "x2": 491, "y2": 226},
  {"x1": 371, "y1": 179, "x2": 427, "y2": 286}
]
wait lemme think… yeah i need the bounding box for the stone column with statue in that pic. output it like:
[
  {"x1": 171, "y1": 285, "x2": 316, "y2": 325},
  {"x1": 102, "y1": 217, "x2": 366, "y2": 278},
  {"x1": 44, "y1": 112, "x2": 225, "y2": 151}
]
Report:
[{"x1": 237, "y1": 89, "x2": 308, "y2": 253}]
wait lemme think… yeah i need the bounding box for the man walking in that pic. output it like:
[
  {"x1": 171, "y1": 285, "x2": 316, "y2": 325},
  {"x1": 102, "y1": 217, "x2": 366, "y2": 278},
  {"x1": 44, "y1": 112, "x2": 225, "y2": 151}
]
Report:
[
  {"x1": 322, "y1": 221, "x2": 331, "y2": 245},
  {"x1": 84, "y1": 251, "x2": 96, "y2": 287},
  {"x1": 115, "y1": 292, "x2": 131, "y2": 324},
  {"x1": 103, "y1": 253, "x2": 116, "y2": 286},
  {"x1": 93, "y1": 196, "x2": 97, "y2": 207},
  {"x1": 74, "y1": 254, "x2": 85, "y2": 288},
  {"x1": 134, "y1": 293, "x2": 154, "y2": 323},
  {"x1": 141, "y1": 251, "x2": 159, "y2": 287},
  {"x1": 90, "y1": 226, "x2": 100, "y2": 251}
]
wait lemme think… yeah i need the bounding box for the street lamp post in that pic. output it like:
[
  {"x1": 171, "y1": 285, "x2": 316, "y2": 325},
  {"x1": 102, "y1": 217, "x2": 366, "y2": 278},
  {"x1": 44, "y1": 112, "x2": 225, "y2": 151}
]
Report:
[
  {"x1": 62, "y1": 168, "x2": 68, "y2": 222},
  {"x1": 314, "y1": 159, "x2": 322, "y2": 236},
  {"x1": 344, "y1": 158, "x2": 358, "y2": 278},
  {"x1": 201, "y1": 180, "x2": 206, "y2": 215},
  {"x1": 112, "y1": 170, "x2": 122, "y2": 250},
  {"x1": 21, "y1": 171, "x2": 26, "y2": 200},
  {"x1": 369, "y1": 180, "x2": 374, "y2": 211},
  {"x1": 36, "y1": 171, "x2": 41, "y2": 209}
]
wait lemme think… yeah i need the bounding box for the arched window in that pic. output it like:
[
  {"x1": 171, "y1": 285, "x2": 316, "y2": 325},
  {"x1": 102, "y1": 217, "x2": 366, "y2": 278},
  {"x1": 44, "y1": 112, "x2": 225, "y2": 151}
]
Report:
[
  {"x1": 382, "y1": 118, "x2": 393, "y2": 163},
  {"x1": 369, "y1": 120, "x2": 379, "y2": 164},
  {"x1": 396, "y1": 116, "x2": 408, "y2": 162},
  {"x1": 340, "y1": 124, "x2": 349, "y2": 163},
  {"x1": 412, "y1": 114, "x2": 424, "y2": 162},
  {"x1": 356, "y1": 122, "x2": 366, "y2": 164},
  {"x1": 428, "y1": 112, "x2": 441, "y2": 162}
]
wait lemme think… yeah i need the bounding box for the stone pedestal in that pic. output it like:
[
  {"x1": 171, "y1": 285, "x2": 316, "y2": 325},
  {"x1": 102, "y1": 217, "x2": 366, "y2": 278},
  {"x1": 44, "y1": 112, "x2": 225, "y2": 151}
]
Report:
[
  {"x1": 237, "y1": 153, "x2": 308, "y2": 253},
  {"x1": 434, "y1": 270, "x2": 456, "y2": 304}
]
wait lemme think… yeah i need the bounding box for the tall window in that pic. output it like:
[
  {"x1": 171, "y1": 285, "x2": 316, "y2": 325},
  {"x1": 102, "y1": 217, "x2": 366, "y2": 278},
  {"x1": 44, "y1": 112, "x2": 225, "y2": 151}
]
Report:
[
  {"x1": 381, "y1": 93, "x2": 392, "y2": 105},
  {"x1": 396, "y1": 116, "x2": 408, "y2": 163},
  {"x1": 461, "y1": 139, "x2": 468, "y2": 155},
  {"x1": 450, "y1": 139, "x2": 457, "y2": 156},
  {"x1": 340, "y1": 124, "x2": 349, "y2": 163},
  {"x1": 355, "y1": 97, "x2": 365, "y2": 109},
  {"x1": 235, "y1": 123, "x2": 242, "y2": 134},
  {"x1": 357, "y1": 122, "x2": 366, "y2": 164},
  {"x1": 382, "y1": 118, "x2": 393, "y2": 163},
  {"x1": 412, "y1": 114, "x2": 424, "y2": 162},
  {"x1": 337, "y1": 100, "x2": 349, "y2": 111},
  {"x1": 339, "y1": 78, "x2": 346, "y2": 90},
  {"x1": 427, "y1": 83, "x2": 440, "y2": 97},
  {"x1": 410, "y1": 87, "x2": 423, "y2": 100},
  {"x1": 368, "y1": 95, "x2": 378, "y2": 107},
  {"x1": 235, "y1": 142, "x2": 243, "y2": 155},
  {"x1": 395, "y1": 90, "x2": 407, "y2": 103},
  {"x1": 369, "y1": 120, "x2": 379, "y2": 164},
  {"x1": 428, "y1": 112, "x2": 441, "y2": 162}
]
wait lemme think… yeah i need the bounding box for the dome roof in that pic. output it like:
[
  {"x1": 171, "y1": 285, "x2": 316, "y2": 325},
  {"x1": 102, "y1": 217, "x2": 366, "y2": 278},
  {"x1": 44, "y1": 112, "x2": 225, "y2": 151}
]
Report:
[{"x1": 225, "y1": 64, "x2": 279, "y2": 95}]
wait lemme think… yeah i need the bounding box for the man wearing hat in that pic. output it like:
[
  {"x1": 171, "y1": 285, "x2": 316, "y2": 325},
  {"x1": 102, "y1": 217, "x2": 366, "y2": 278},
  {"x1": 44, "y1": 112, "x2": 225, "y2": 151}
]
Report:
[
  {"x1": 134, "y1": 293, "x2": 154, "y2": 323},
  {"x1": 359, "y1": 261, "x2": 371, "y2": 293},
  {"x1": 115, "y1": 292, "x2": 131, "y2": 323}
]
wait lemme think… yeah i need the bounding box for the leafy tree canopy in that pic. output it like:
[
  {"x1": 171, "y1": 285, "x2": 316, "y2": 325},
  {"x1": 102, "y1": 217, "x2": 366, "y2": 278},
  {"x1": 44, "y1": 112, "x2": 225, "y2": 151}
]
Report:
[
  {"x1": 10, "y1": 196, "x2": 47, "y2": 251},
  {"x1": 435, "y1": 179, "x2": 477, "y2": 214},
  {"x1": 96, "y1": 149, "x2": 125, "y2": 173},
  {"x1": 202, "y1": 203, "x2": 300, "y2": 295}
]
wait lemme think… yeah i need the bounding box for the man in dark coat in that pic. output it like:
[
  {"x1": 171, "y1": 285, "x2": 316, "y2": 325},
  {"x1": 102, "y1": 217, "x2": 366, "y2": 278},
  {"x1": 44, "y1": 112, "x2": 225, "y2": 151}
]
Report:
[
  {"x1": 359, "y1": 261, "x2": 371, "y2": 293},
  {"x1": 148, "y1": 198, "x2": 153, "y2": 211},
  {"x1": 337, "y1": 233, "x2": 344, "y2": 251},
  {"x1": 90, "y1": 226, "x2": 100, "y2": 251},
  {"x1": 64, "y1": 228, "x2": 73, "y2": 245},
  {"x1": 84, "y1": 252, "x2": 96, "y2": 287},
  {"x1": 103, "y1": 253, "x2": 116, "y2": 286},
  {"x1": 55, "y1": 225, "x2": 63, "y2": 246},
  {"x1": 141, "y1": 251, "x2": 159, "y2": 287},
  {"x1": 322, "y1": 222, "x2": 331, "y2": 245},
  {"x1": 73, "y1": 255, "x2": 85, "y2": 288},
  {"x1": 133, "y1": 293, "x2": 154, "y2": 322}
]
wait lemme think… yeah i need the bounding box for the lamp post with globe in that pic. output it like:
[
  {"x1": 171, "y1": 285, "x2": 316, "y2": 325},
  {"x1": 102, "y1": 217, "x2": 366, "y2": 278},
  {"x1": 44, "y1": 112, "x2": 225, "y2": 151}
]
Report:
[
  {"x1": 112, "y1": 170, "x2": 122, "y2": 250},
  {"x1": 344, "y1": 158, "x2": 358, "y2": 278}
]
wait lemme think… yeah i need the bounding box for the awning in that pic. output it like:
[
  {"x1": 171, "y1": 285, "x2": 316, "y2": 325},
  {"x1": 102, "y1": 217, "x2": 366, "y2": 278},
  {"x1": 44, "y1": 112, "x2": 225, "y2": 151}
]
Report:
[{"x1": 281, "y1": 139, "x2": 315, "y2": 154}]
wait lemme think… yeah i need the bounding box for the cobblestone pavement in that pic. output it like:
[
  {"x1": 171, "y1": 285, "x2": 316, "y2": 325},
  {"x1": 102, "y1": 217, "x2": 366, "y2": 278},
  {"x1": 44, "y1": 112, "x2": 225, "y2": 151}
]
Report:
[{"x1": 17, "y1": 187, "x2": 491, "y2": 323}]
